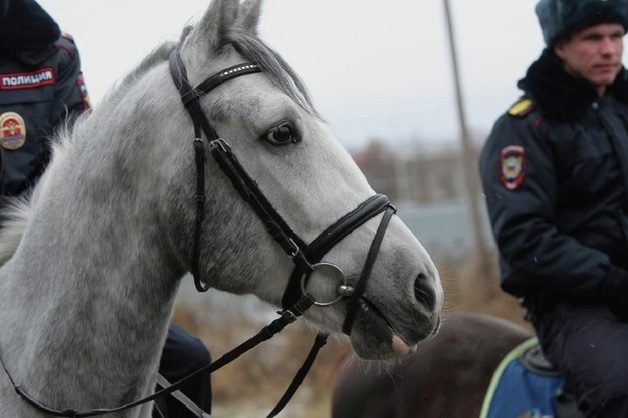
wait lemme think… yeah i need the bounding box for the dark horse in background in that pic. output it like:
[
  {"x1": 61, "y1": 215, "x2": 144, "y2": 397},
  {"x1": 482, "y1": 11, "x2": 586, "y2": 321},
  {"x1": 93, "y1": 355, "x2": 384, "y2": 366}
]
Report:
[{"x1": 331, "y1": 311, "x2": 541, "y2": 418}]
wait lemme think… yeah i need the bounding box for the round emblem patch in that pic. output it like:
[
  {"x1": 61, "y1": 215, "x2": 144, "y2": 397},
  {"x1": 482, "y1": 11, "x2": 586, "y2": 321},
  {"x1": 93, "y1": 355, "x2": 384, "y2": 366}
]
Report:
[
  {"x1": 500, "y1": 145, "x2": 526, "y2": 190},
  {"x1": 0, "y1": 112, "x2": 27, "y2": 150}
]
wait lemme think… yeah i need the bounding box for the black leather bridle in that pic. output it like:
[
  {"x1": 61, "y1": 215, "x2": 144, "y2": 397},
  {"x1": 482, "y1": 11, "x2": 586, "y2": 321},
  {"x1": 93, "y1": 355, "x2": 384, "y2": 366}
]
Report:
[
  {"x1": 0, "y1": 48, "x2": 399, "y2": 418},
  {"x1": 167, "y1": 49, "x2": 397, "y2": 333}
]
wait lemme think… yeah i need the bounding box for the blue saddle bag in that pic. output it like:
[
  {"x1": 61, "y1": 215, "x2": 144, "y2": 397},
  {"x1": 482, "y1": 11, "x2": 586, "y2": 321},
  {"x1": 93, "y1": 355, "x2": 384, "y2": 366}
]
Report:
[{"x1": 480, "y1": 337, "x2": 567, "y2": 418}]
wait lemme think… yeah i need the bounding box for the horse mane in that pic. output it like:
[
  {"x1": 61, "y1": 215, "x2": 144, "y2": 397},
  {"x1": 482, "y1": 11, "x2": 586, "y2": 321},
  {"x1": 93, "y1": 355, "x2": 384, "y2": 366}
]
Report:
[
  {"x1": 0, "y1": 43, "x2": 179, "y2": 267},
  {"x1": 0, "y1": 198, "x2": 30, "y2": 266},
  {"x1": 97, "y1": 41, "x2": 179, "y2": 116}
]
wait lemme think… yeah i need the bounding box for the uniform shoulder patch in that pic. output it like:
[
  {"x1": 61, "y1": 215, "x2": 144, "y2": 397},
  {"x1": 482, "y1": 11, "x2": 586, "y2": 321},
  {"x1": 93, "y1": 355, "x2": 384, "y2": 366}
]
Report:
[
  {"x1": 500, "y1": 145, "x2": 527, "y2": 190},
  {"x1": 508, "y1": 98, "x2": 535, "y2": 118}
]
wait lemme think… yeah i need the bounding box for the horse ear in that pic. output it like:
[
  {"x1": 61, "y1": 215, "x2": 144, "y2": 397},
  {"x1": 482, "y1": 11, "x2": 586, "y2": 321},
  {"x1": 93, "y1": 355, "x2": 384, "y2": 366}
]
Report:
[
  {"x1": 186, "y1": 0, "x2": 239, "y2": 52},
  {"x1": 235, "y1": 0, "x2": 262, "y2": 35}
]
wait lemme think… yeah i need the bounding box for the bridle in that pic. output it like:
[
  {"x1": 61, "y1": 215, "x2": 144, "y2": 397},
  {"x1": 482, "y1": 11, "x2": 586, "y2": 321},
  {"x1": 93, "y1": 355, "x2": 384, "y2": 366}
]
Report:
[
  {"x1": 0, "y1": 47, "x2": 398, "y2": 418},
  {"x1": 168, "y1": 50, "x2": 397, "y2": 332}
]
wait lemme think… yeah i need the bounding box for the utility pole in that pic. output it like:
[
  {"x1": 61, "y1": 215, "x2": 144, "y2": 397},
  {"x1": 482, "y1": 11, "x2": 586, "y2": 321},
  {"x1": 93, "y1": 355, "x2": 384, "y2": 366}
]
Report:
[{"x1": 442, "y1": 0, "x2": 490, "y2": 273}]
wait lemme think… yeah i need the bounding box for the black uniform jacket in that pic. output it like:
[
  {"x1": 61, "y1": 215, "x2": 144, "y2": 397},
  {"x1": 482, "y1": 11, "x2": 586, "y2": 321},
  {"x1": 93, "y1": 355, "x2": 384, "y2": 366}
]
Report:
[
  {"x1": 479, "y1": 49, "x2": 628, "y2": 303},
  {"x1": 0, "y1": 34, "x2": 88, "y2": 197}
]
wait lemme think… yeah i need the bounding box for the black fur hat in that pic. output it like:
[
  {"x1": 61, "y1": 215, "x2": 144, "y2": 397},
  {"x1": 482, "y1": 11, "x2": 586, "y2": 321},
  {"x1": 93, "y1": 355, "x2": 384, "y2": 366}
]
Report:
[
  {"x1": 536, "y1": 0, "x2": 628, "y2": 46},
  {"x1": 0, "y1": 0, "x2": 8, "y2": 19},
  {"x1": 0, "y1": 0, "x2": 60, "y2": 50}
]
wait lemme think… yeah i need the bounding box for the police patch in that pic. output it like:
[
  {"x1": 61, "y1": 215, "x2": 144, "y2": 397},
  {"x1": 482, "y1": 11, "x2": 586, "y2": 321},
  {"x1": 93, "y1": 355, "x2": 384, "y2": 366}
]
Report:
[
  {"x1": 1, "y1": 68, "x2": 56, "y2": 90},
  {"x1": 500, "y1": 145, "x2": 526, "y2": 190},
  {"x1": 0, "y1": 112, "x2": 27, "y2": 150}
]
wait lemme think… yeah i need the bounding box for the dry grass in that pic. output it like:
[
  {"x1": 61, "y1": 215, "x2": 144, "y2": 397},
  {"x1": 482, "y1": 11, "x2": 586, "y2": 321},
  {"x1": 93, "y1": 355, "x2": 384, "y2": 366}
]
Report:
[{"x1": 172, "y1": 248, "x2": 528, "y2": 417}]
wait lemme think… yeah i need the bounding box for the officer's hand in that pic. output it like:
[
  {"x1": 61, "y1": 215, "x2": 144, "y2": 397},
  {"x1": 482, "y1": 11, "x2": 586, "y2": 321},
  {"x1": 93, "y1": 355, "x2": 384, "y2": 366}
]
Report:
[{"x1": 602, "y1": 266, "x2": 628, "y2": 323}]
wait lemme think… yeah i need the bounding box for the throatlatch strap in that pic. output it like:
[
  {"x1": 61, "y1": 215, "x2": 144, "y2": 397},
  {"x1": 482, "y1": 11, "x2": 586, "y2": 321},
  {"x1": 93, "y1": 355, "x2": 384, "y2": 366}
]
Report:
[
  {"x1": 169, "y1": 49, "x2": 213, "y2": 291},
  {"x1": 169, "y1": 50, "x2": 262, "y2": 292}
]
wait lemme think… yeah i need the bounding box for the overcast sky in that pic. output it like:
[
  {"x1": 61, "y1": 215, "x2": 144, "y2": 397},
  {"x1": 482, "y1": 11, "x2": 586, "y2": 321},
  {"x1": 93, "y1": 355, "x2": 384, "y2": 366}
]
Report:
[{"x1": 38, "y1": 0, "x2": 555, "y2": 151}]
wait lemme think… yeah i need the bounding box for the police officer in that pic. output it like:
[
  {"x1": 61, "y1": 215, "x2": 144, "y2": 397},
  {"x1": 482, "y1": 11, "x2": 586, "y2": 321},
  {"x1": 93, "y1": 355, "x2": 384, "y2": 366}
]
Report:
[
  {"x1": 0, "y1": 0, "x2": 89, "y2": 200},
  {"x1": 0, "y1": 1, "x2": 212, "y2": 416},
  {"x1": 479, "y1": 0, "x2": 628, "y2": 416}
]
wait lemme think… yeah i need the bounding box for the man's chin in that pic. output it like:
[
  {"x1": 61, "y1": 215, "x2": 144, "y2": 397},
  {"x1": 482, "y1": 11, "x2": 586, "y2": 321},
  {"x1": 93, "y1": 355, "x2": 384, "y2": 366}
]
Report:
[{"x1": 590, "y1": 71, "x2": 620, "y2": 88}]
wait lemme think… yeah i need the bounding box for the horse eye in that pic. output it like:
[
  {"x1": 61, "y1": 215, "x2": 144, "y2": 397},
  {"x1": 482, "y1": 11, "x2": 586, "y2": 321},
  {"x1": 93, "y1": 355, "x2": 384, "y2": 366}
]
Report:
[{"x1": 263, "y1": 122, "x2": 299, "y2": 146}]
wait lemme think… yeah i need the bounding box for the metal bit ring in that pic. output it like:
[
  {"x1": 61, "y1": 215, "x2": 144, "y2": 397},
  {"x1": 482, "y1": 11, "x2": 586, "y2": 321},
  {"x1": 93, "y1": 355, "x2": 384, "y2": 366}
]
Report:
[{"x1": 301, "y1": 262, "x2": 354, "y2": 307}]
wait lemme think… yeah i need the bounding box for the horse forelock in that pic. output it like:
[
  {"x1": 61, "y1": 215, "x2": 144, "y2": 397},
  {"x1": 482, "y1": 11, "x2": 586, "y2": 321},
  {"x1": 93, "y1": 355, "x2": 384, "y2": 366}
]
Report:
[
  {"x1": 177, "y1": 0, "x2": 319, "y2": 119},
  {"x1": 228, "y1": 31, "x2": 320, "y2": 118}
]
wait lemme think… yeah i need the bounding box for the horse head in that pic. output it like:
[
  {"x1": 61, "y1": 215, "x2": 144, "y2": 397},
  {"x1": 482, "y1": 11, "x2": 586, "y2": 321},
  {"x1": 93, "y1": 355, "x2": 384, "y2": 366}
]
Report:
[
  {"x1": 0, "y1": 0, "x2": 442, "y2": 415},
  {"x1": 159, "y1": 0, "x2": 443, "y2": 359}
]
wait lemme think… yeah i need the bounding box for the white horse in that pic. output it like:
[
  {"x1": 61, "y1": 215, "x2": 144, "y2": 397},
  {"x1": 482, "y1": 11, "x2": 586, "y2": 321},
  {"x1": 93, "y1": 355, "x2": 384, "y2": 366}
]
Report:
[{"x1": 0, "y1": 0, "x2": 443, "y2": 416}]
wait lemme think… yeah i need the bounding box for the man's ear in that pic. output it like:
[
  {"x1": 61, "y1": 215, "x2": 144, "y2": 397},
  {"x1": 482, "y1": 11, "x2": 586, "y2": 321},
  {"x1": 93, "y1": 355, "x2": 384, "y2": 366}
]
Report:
[{"x1": 554, "y1": 41, "x2": 567, "y2": 60}]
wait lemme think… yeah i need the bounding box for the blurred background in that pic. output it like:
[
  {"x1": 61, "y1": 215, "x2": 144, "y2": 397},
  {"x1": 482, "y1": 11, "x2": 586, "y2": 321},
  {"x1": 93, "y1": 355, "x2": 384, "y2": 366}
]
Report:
[{"x1": 36, "y1": 0, "x2": 586, "y2": 416}]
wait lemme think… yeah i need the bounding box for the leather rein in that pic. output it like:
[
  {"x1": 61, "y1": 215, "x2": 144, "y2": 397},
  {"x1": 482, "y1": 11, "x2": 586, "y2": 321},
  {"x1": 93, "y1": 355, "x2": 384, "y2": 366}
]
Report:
[{"x1": 0, "y1": 48, "x2": 397, "y2": 417}]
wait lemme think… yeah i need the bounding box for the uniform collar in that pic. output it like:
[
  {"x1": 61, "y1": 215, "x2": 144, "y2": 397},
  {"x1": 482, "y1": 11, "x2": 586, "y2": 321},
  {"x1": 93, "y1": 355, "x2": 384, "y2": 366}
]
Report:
[{"x1": 518, "y1": 48, "x2": 628, "y2": 120}]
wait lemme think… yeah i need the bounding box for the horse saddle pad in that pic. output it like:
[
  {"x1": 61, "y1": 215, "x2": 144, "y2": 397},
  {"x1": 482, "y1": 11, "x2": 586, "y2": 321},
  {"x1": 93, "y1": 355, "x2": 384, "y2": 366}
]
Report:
[{"x1": 480, "y1": 337, "x2": 582, "y2": 418}]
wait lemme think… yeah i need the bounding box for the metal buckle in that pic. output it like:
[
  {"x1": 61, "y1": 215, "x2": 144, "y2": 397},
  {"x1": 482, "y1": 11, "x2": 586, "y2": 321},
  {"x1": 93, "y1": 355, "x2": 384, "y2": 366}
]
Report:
[
  {"x1": 301, "y1": 262, "x2": 355, "y2": 307},
  {"x1": 288, "y1": 238, "x2": 300, "y2": 258},
  {"x1": 209, "y1": 138, "x2": 229, "y2": 153}
]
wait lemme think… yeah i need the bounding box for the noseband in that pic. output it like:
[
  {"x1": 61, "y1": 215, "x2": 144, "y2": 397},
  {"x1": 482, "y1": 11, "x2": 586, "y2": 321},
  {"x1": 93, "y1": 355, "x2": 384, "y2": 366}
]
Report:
[{"x1": 169, "y1": 49, "x2": 396, "y2": 334}]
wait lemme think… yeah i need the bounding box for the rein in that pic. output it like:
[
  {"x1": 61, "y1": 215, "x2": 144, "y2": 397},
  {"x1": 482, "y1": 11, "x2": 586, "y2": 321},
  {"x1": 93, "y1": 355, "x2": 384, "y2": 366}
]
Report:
[
  {"x1": 0, "y1": 48, "x2": 397, "y2": 417},
  {"x1": 0, "y1": 297, "x2": 316, "y2": 418}
]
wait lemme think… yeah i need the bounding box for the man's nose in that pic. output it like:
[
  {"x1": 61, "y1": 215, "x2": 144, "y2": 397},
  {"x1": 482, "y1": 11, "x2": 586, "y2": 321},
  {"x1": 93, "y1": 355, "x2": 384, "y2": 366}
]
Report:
[{"x1": 600, "y1": 37, "x2": 619, "y2": 55}]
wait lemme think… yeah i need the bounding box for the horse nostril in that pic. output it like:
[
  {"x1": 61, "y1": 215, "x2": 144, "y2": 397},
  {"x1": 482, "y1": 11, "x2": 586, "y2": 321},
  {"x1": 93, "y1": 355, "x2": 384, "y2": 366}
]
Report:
[{"x1": 414, "y1": 273, "x2": 436, "y2": 311}]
